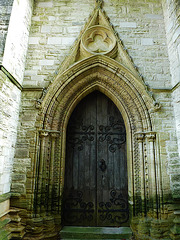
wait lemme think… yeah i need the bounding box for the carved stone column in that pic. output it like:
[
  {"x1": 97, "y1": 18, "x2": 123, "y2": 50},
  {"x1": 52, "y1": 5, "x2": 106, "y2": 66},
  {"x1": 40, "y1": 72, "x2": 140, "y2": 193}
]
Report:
[
  {"x1": 38, "y1": 131, "x2": 48, "y2": 214},
  {"x1": 136, "y1": 132, "x2": 146, "y2": 216},
  {"x1": 48, "y1": 132, "x2": 59, "y2": 212},
  {"x1": 145, "y1": 132, "x2": 158, "y2": 217}
]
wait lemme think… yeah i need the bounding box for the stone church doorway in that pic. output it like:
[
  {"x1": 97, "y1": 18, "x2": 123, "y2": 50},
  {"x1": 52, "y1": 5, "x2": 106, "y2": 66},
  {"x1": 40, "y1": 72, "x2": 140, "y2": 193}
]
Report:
[{"x1": 63, "y1": 91, "x2": 129, "y2": 227}]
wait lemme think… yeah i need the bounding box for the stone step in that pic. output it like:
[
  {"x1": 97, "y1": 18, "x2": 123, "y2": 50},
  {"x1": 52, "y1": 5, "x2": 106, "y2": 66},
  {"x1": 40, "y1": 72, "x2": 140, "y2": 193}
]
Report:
[{"x1": 60, "y1": 226, "x2": 132, "y2": 239}]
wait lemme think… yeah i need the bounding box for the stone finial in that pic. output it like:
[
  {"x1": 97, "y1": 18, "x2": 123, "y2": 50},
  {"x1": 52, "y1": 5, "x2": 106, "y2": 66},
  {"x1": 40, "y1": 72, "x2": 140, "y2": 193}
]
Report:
[{"x1": 96, "y1": 0, "x2": 103, "y2": 9}]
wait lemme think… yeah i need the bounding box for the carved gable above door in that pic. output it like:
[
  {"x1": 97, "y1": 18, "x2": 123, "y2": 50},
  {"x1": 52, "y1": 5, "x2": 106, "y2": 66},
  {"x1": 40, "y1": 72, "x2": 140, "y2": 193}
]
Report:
[{"x1": 58, "y1": 0, "x2": 142, "y2": 81}]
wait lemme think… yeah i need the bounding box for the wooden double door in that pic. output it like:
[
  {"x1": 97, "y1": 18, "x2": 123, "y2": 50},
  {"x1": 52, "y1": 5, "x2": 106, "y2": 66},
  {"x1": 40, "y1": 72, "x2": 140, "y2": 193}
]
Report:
[{"x1": 63, "y1": 91, "x2": 129, "y2": 227}]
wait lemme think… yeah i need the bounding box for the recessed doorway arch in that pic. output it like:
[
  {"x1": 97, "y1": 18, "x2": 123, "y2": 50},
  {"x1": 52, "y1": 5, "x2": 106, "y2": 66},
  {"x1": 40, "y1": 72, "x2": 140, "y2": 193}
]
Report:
[
  {"x1": 63, "y1": 91, "x2": 128, "y2": 227},
  {"x1": 34, "y1": 56, "x2": 160, "y2": 232}
]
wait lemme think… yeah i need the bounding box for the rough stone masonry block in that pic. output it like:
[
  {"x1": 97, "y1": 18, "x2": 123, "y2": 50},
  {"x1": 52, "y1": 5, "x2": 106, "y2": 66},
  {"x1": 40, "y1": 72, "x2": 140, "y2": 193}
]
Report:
[
  {"x1": 47, "y1": 37, "x2": 62, "y2": 45},
  {"x1": 61, "y1": 37, "x2": 76, "y2": 45},
  {"x1": 13, "y1": 158, "x2": 31, "y2": 168},
  {"x1": 0, "y1": 0, "x2": 13, "y2": 6},
  {"x1": 28, "y1": 37, "x2": 40, "y2": 44},
  {"x1": 11, "y1": 173, "x2": 26, "y2": 183},
  {"x1": 41, "y1": 25, "x2": 52, "y2": 33},
  {"x1": 141, "y1": 38, "x2": 154, "y2": 45},
  {"x1": 37, "y1": 2, "x2": 53, "y2": 8},
  {"x1": 145, "y1": 14, "x2": 163, "y2": 20},
  {"x1": 15, "y1": 148, "x2": 29, "y2": 158},
  {"x1": 11, "y1": 183, "x2": 25, "y2": 194},
  {"x1": 67, "y1": 26, "x2": 82, "y2": 34},
  {"x1": 39, "y1": 59, "x2": 55, "y2": 65},
  {"x1": 119, "y1": 22, "x2": 137, "y2": 28}
]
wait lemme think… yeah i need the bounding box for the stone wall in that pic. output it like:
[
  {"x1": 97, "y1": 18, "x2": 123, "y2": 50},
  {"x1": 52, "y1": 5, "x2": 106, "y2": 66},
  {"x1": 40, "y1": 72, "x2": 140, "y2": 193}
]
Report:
[
  {"x1": 2, "y1": 0, "x2": 34, "y2": 84},
  {"x1": 0, "y1": 0, "x2": 34, "y2": 200},
  {"x1": 0, "y1": 1, "x2": 34, "y2": 237},
  {"x1": 162, "y1": 1, "x2": 180, "y2": 238},
  {"x1": 162, "y1": 0, "x2": 180, "y2": 87},
  {"x1": 0, "y1": 0, "x2": 14, "y2": 63},
  {"x1": 0, "y1": 70, "x2": 21, "y2": 195},
  {"x1": 24, "y1": 0, "x2": 171, "y2": 89},
  {"x1": 162, "y1": 0, "x2": 180, "y2": 156}
]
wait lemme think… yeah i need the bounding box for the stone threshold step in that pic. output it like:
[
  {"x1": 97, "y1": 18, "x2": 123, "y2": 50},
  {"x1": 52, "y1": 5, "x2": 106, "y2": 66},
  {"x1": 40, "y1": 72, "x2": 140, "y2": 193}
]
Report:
[{"x1": 60, "y1": 226, "x2": 132, "y2": 239}]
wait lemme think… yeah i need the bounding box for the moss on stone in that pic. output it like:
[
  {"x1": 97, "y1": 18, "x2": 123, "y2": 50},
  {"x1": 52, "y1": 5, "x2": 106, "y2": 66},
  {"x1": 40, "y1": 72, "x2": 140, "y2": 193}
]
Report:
[{"x1": 0, "y1": 229, "x2": 9, "y2": 240}]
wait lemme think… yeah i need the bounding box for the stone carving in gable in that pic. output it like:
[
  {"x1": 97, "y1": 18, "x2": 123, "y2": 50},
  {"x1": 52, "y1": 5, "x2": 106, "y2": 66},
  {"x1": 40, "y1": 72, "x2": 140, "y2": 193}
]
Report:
[{"x1": 81, "y1": 25, "x2": 117, "y2": 58}]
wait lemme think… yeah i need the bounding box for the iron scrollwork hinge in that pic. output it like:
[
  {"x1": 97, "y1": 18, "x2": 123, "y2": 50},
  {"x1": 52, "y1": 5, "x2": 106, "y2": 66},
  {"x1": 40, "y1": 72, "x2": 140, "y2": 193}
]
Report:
[
  {"x1": 63, "y1": 190, "x2": 94, "y2": 224},
  {"x1": 67, "y1": 124, "x2": 95, "y2": 151},
  {"x1": 98, "y1": 116, "x2": 126, "y2": 153},
  {"x1": 98, "y1": 190, "x2": 129, "y2": 224}
]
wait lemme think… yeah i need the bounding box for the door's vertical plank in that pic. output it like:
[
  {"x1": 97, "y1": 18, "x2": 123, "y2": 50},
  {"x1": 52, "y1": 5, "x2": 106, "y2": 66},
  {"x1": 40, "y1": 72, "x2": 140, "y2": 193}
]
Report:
[
  {"x1": 78, "y1": 99, "x2": 85, "y2": 191},
  {"x1": 108, "y1": 99, "x2": 114, "y2": 192},
  {"x1": 97, "y1": 92, "x2": 112, "y2": 226},
  {"x1": 96, "y1": 92, "x2": 108, "y2": 226},
  {"x1": 63, "y1": 93, "x2": 96, "y2": 226},
  {"x1": 83, "y1": 93, "x2": 97, "y2": 226},
  {"x1": 96, "y1": 92, "x2": 128, "y2": 227}
]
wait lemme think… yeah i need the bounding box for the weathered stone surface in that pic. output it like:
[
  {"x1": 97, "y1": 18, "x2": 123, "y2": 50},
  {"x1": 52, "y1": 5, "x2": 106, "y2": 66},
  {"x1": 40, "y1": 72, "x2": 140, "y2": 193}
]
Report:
[
  {"x1": 0, "y1": 0, "x2": 179, "y2": 239},
  {"x1": 0, "y1": 0, "x2": 13, "y2": 62},
  {"x1": 2, "y1": 0, "x2": 34, "y2": 84},
  {"x1": 0, "y1": 71, "x2": 21, "y2": 195}
]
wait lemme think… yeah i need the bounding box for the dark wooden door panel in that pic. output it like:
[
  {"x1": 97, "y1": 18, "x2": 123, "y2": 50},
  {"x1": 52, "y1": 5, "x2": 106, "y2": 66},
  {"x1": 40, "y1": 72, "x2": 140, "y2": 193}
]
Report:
[
  {"x1": 63, "y1": 93, "x2": 97, "y2": 226},
  {"x1": 96, "y1": 93, "x2": 128, "y2": 226},
  {"x1": 63, "y1": 91, "x2": 128, "y2": 227}
]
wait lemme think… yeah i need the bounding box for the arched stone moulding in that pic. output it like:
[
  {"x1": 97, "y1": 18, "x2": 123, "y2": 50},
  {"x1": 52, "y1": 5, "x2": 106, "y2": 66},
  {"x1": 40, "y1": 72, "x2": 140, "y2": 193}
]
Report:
[{"x1": 34, "y1": 55, "x2": 161, "y2": 225}]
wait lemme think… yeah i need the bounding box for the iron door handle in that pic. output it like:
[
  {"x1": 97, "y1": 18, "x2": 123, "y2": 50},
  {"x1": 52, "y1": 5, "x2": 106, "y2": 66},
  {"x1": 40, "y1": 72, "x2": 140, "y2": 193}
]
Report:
[{"x1": 99, "y1": 159, "x2": 107, "y2": 172}]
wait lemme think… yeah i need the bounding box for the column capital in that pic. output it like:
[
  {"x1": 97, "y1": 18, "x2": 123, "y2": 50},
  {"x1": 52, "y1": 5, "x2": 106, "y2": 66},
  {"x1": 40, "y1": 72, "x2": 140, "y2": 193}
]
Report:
[
  {"x1": 39, "y1": 131, "x2": 48, "y2": 138},
  {"x1": 145, "y1": 132, "x2": 156, "y2": 142},
  {"x1": 135, "y1": 132, "x2": 145, "y2": 142}
]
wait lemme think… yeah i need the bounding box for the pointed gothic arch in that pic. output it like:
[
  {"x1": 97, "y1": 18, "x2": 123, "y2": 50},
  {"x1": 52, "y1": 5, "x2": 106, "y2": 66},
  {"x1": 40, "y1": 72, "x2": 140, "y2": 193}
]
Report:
[{"x1": 33, "y1": 55, "x2": 161, "y2": 228}]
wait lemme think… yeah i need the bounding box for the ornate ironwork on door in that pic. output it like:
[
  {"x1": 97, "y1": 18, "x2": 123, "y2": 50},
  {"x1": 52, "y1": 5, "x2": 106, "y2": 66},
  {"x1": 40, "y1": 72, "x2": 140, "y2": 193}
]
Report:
[
  {"x1": 67, "y1": 123, "x2": 95, "y2": 151},
  {"x1": 98, "y1": 190, "x2": 129, "y2": 224},
  {"x1": 98, "y1": 116, "x2": 126, "y2": 153},
  {"x1": 67, "y1": 116, "x2": 126, "y2": 153},
  {"x1": 63, "y1": 189, "x2": 128, "y2": 225},
  {"x1": 63, "y1": 91, "x2": 128, "y2": 227},
  {"x1": 63, "y1": 190, "x2": 94, "y2": 224}
]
